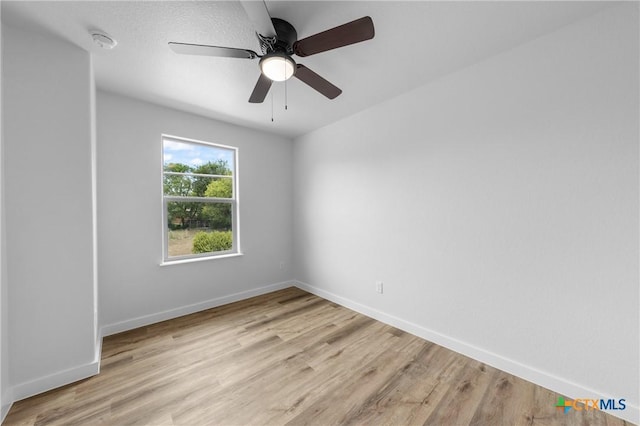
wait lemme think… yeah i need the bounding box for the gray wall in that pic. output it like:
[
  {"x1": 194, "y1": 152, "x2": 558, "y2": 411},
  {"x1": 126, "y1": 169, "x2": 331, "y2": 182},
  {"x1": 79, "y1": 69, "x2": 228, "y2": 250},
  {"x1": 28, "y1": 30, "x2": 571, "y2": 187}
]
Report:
[
  {"x1": 96, "y1": 91, "x2": 294, "y2": 333},
  {"x1": 2, "y1": 23, "x2": 98, "y2": 399},
  {"x1": 0, "y1": 5, "x2": 8, "y2": 419},
  {"x1": 293, "y1": 4, "x2": 638, "y2": 422}
]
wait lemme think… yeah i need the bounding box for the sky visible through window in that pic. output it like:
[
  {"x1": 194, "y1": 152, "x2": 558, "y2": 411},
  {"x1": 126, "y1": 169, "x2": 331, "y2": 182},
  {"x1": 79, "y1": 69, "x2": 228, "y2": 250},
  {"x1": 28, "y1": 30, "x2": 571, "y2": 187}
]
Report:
[{"x1": 163, "y1": 139, "x2": 234, "y2": 172}]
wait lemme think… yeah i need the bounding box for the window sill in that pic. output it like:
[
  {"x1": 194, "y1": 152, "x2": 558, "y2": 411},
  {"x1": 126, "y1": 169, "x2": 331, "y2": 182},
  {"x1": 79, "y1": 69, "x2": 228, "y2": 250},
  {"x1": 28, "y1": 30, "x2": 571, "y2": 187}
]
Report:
[{"x1": 160, "y1": 252, "x2": 244, "y2": 267}]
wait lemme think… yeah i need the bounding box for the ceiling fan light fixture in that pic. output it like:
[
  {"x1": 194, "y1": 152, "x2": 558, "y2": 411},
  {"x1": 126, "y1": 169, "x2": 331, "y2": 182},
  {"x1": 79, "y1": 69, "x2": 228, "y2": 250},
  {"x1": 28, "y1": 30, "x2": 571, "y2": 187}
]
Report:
[{"x1": 260, "y1": 53, "x2": 296, "y2": 82}]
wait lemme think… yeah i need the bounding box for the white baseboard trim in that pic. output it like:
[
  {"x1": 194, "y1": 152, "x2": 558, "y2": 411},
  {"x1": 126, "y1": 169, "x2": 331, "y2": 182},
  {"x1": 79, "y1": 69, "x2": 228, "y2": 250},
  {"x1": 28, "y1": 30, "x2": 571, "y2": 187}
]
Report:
[
  {"x1": 1, "y1": 387, "x2": 14, "y2": 423},
  {"x1": 12, "y1": 359, "x2": 100, "y2": 403},
  {"x1": 294, "y1": 280, "x2": 639, "y2": 425},
  {"x1": 101, "y1": 280, "x2": 295, "y2": 337},
  {"x1": 1, "y1": 330, "x2": 103, "y2": 421},
  {"x1": 1, "y1": 403, "x2": 12, "y2": 424}
]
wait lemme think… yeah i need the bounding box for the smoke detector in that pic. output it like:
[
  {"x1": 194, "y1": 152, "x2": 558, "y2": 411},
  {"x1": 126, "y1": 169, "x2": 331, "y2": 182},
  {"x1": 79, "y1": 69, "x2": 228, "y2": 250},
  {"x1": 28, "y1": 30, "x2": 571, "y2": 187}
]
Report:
[{"x1": 91, "y1": 31, "x2": 117, "y2": 49}]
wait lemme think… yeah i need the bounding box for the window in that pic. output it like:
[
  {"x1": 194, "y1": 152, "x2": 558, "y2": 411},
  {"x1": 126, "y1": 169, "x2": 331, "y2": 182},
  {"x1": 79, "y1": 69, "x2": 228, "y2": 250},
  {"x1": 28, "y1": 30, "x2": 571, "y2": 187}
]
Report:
[{"x1": 162, "y1": 135, "x2": 239, "y2": 262}]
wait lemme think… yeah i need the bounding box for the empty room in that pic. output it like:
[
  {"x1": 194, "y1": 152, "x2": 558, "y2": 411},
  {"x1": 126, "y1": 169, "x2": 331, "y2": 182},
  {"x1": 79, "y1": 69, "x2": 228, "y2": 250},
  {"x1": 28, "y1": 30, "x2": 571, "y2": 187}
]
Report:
[{"x1": 0, "y1": 1, "x2": 638, "y2": 425}]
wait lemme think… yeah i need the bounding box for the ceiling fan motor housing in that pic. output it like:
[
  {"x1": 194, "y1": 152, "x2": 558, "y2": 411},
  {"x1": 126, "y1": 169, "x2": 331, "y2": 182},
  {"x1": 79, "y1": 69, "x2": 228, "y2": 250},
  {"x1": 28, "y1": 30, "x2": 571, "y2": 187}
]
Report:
[{"x1": 270, "y1": 18, "x2": 297, "y2": 54}]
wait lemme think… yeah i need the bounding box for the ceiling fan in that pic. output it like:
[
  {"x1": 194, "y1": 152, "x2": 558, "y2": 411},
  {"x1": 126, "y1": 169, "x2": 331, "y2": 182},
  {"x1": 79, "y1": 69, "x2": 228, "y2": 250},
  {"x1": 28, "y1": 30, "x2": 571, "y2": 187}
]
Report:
[{"x1": 168, "y1": 1, "x2": 374, "y2": 103}]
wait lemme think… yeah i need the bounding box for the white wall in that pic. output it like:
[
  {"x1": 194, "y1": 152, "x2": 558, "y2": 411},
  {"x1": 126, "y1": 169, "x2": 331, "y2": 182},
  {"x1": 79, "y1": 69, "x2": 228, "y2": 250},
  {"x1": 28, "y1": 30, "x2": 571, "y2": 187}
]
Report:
[
  {"x1": 0, "y1": 6, "x2": 9, "y2": 421},
  {"x1": 2, "y1": 24, "x2": 98, "y2": 399},
  {"x1": 96, "y1": 91, "x2": 294, "y2": 333},
  {"x1": 293, "y1": 4, "x2": 638, "y2": 423}
]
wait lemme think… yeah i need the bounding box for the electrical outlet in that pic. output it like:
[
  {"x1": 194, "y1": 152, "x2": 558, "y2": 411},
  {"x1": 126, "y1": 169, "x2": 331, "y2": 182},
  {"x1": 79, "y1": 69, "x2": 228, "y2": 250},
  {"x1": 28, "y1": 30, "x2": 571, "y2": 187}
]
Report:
[
  {"x1": 376, "y1": 281, "x2": 383, "y2": 294},
  {"x1": 279, "y1": 261, "x2": 285, "y2": 270}
]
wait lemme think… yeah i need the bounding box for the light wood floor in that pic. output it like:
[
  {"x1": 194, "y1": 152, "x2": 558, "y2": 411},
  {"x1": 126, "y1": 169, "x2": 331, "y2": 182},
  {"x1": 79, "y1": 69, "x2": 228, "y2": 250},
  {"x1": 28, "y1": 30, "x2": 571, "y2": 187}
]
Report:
[{"x1": 4, "y1": 287, "x2": 632, "y2": 425}]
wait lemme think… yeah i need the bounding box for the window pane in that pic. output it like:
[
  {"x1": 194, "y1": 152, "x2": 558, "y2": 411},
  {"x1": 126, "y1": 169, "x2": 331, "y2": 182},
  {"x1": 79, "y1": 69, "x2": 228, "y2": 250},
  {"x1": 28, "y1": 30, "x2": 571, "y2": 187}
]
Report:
[
  {"x1": 166, "y1": 201, "x2": 232, "y2": 257},
  {"x1": 163, "y1": 139, "x2": 234, "y2": 174}
]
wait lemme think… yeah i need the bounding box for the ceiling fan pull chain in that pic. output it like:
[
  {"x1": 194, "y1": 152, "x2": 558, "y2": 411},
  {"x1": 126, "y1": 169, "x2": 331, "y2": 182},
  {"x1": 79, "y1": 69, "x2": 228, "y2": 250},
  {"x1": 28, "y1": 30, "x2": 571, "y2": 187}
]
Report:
[
  {"x1": 271, "y1": 91, "x2": 274, "y2": 122},
  {"x1": 284, "y1": 59, "x2": 288, "y2": 110}
]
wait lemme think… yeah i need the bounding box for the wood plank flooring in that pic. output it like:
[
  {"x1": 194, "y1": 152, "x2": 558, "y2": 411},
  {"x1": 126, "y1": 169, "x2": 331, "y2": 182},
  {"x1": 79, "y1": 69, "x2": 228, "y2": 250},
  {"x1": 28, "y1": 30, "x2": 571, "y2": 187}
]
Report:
[{"x1": 4, "y1": 287, "x2": 632, "y2": 425}]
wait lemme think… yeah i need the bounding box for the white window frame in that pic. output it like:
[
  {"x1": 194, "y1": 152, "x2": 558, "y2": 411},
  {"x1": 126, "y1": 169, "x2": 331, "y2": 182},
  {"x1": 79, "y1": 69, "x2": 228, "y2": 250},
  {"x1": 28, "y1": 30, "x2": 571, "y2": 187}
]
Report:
[{"x1": 161, "y1": 134, "x2": 241, "y2": 264}]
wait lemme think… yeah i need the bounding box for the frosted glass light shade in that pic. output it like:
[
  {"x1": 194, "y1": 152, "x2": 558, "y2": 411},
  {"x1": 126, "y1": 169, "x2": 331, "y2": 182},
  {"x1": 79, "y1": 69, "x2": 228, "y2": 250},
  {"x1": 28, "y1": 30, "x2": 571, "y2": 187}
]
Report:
[{"x1": 260, "y1": 53, "x2": 296, "y2": 82}]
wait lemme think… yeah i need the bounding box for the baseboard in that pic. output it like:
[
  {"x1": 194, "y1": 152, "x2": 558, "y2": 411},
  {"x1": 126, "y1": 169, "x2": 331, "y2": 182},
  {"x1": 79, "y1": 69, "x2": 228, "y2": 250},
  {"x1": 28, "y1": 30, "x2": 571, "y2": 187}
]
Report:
[
  {"x1": 12, "y1": 359, "x2": 100, "y2": 403},
  {"x1": 1, "y1": 387, "x2": 14, "y2": 423},
  {"x1": 1, "y1": 402, "x2": 12, "y2": 424},
  {"x1": 101, "y1": 280, "x2": 295, "y2": 337},
  {"x1": 294, "y1": 280, "x2": 639, "y2": 425}
]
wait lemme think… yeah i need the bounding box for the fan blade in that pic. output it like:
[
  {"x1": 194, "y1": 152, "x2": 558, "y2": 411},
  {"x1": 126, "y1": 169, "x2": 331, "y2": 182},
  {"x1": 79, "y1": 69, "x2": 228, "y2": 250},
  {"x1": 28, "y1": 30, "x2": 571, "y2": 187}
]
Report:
[
  {"x1": 240, "y1": 1, "x2": 277, "y2": 38},
  {"x1": 294, "y1": 64, "x2": 342, "y2": 99},
  {"x1": 293, "y1": 16, "x2": 374, "y2": 57},
  {"x1": 169, "y1": 42, "x2": 258, "y2": 59},
  {"x1": 249, "y1": 73, "x2": 273, "y2": 103}
]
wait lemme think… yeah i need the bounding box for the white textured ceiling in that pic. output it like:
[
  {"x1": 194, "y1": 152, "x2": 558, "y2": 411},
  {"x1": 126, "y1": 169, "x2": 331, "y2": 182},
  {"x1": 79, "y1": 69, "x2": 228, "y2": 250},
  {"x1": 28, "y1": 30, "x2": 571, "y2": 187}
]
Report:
[{"x1": 2, "y1": 1, "x2": 613, "y2": 138}]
